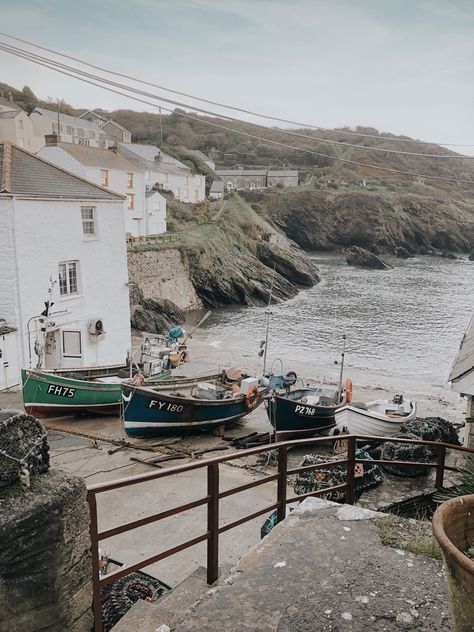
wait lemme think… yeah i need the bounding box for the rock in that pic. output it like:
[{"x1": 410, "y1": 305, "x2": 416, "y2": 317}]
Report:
[
  {"x1": 0, "y1": 412, "x2": 49, "y2": 486},
  {"x1": 130, "y1": 285, "x2": 184, "y2": 334},
  {"x1": 185, "y1": 243, "x2": 302, "y2": 308},
  {"x1": 469, "y1": 253, "x2": 474, "y2": 261},
  {"x1": 439, "y1": 251, "x2": 457, "y2": 260},
  {"x1": 255, "y1": 242, "x2": 320, "y2": 287},
  {"x1": 395, "y1": 246, "x2": 412, "y2": 259},
  {"x1": 345, "y1": 246, "x2": 392, "y2": 270}
]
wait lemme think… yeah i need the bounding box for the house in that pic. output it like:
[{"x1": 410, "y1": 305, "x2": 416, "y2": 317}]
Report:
[
  {"x1": 30, "y1": 107, "x2": 107, "y2": 148},
  {"x1": 209, "y1": 180, "x2": 225, "y2": 200},
  {"x1": 80, "y1": 111, "x2": 132, "y2": 144},
  {"x1": 449, "y1": 315, "x2": 474, "y2": 434},
  {"x1": 0, "y1": 142, "x2": 131, "y2": 389},
  {"x1": 145, "y1": 190, "x2": 167, "y2": 234},
  {"x1": 118, "y1": 143, "x2": 206, "y2": 203},
  {"x1": 215, "y1": 168, "x2": 298, "y2": 190},
  {"x1": 38, "y1": 141, "x2": 151, "y2": 237},
  {"x1": 0, "y1": 96, "x2": 42, "y2": 152}
]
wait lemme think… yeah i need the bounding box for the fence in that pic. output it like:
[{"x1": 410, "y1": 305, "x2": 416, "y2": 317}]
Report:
[
  {"x1": 126, "y1": 233, "x2": 178, "y2": 245},
  {"x1": 87, "y1": 434, "x2": 474, "y2": 631}
]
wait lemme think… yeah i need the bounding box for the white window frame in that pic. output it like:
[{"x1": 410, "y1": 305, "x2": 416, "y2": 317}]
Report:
[
  {"x1": 62, "y1": 330, "x2": 82, "y2": 358},
  {"x1": 100, "y1": 169, "x2": 109, "y2": 187},
  {"x1": 58, "y1": 261, "x2": 79, "y2": 297},
  {"x1": 81, "y1": 206, "x2": 97, "y2": 238}
]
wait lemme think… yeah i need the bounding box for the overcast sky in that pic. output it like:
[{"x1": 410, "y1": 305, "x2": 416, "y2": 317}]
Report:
[{"x1": 0, "y1": 0, "x2": 473, "y2": 148}]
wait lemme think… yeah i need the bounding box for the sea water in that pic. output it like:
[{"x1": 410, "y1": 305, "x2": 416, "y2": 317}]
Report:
[{"x1": 198, "y1": 254, "x2": 473, "y2": 409}]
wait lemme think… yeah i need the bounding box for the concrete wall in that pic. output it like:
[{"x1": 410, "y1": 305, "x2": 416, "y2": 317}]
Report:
[
  {"x1": 128, "y1": 248, "x2": 202, "y2": 311},
  {"x1": 11, "y1": 197, "x2": 131, "y2": 370},
  {"x1": 0, "y1": 470, "x2": 93, "y2": 632},
  {"x1": 0, "y1": 111, "x2": 42, "y2": 152}
]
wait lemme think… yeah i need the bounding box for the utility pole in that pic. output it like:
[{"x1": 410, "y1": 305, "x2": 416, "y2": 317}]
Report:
[
  {"x1": 56, "y1": 99, "x2": 61, "y2": 138},
  {"x1": 158, "y1": 107, "x2": 164, "y2": 145}
]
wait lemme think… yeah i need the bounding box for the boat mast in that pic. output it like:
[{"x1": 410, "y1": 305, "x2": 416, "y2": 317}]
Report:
[
  {"x1": 337, "y1": 334, "x2": 347, "y2": 402},
  {"x1": 262, "y1": 266, "x2": 276, "y2": 375}
]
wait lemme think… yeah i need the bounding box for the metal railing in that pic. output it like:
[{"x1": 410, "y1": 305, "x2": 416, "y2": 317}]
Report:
[{"x1": 87, "y1": 434, "x2": 474, "y2": 631}]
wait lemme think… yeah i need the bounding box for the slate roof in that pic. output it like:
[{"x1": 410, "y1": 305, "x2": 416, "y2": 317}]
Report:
[
  {"x1": 449, "y1": 314, "x2": 474, "y2": 381},
  {"x1": 0, "y1": 142, "x2": 123, "y2": 200},
  {"x1": 216, "y1": 169, "x2": 267, "y2": 176},
  {"x1": 268, "y1": 170, "x2": 299, "y2": 177},
  {"x1": 32, "y1": 107, "x2": 106, "y2": 133},
  {"x1": 118, "y1": 143, "x2": 190, "y2": 175},
  {"x1": 187, "y1": 149, "x2": 213, "y2": 163},
  {"x1": 0, "y1": 110, "x2": 19, "y2": 119},
  {"x1": 56, "y1": 142, "x2": 140, "y2": 172},
  {"x1": 0, "y1": 96, "x2": 21, "y2": 111}
]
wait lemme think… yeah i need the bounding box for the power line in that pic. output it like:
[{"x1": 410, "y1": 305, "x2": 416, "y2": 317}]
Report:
[
  {"x1": 0, "y1": 39, "x2": 473, "y2": 162},
  {"x1": 1, "y1": 42, "x2": 473, "y2": 185},
  {"x1": 1, "y1": 30, "x2": 473, "y2": 149}
]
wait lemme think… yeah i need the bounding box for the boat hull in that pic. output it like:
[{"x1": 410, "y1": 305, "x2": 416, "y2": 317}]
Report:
[
  {"x1": 266, "y1": 393, "x2": 342, "y2": 439},
  {"x1": 333, "y1": 401, "x2": 416, "y2": 436},
  {"x1": 22, "y1": 369, "x2": 122, "y2": 418},
  {"x1": 122, "y1": 383, "x2": 261, "y2": 437}
]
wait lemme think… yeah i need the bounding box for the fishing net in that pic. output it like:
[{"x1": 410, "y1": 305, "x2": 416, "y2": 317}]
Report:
[
  {"x1": 399, "y1": 417, "x2": 460, "y2": 456},
  {"x1": 0, "y1": 412, "x2": 49, "y2": 487},
  {"x1": 293, "y1": 449, "x2": 383, "y2": 503},
  {"x1": 381, "y1": 432, "x2": 432, "y2": 477},
  {"x1": 101, "y1": 572, "x2": 167, "y2": 632}
]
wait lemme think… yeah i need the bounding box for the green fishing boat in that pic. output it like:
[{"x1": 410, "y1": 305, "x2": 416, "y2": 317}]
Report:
[{"x1": 22, "y1": 367, "x2": 173, "y2": 419}]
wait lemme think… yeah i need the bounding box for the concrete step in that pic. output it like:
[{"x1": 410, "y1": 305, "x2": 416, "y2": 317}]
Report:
[{"x1": 110, "y1": 564, "x2": 232, "y2": 632}]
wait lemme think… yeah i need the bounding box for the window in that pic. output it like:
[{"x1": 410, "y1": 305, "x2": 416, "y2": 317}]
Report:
[
  {"x1": 62, "y1": 330, "x2": 82, "y2": 358},
  {"x1": 127, "y1": 172, "x2": 134, "y2": 188},
  {"x1": 66, "y1": 125, "x2": 73, "y2": 135},
  {"x1": 100, "y1": 169, "x2": 109, "y2": 187},
  {"x1": 18, "y1": 119, "x2": 23, "y2": 131},
  {"x1": 81, "y1": 206, "x2": 96, "y2": 236},
  {"x1": 58, "y1": 261, "x2": 79, "y2": 296},
  {"x1": 127, "y1": 193, "x2": 135, "y2": 210}
]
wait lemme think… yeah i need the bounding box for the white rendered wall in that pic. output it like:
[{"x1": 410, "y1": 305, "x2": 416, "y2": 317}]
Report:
[
  {"x1": 12, "y1": 197, "x2": 131, "y2": 370},
  {"x1": 145, "y1": 192, "x2": 167, "y2": 234},
  {"x1": 452, "y1": 371, "x2": 474, "y2": 397},
  {"x1": 148, "y1": 171, "x2": 205, "y2": 203}
]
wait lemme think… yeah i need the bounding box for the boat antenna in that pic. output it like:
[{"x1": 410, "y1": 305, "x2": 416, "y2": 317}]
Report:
[
  {"x1": 337, "y1": 334, "x2": 347, "y2": 402},
  {"x1": 262, "y1": 265, "x2": 276, "y2": 374}
]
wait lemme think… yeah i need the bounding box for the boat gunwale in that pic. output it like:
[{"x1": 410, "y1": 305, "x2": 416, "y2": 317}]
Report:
[
  {"x1": 122, "y1": 382, "x2": 268, "y2": 407},
  {"x1": 22, "y1": 369, "x2": 122, "y2": 391}
]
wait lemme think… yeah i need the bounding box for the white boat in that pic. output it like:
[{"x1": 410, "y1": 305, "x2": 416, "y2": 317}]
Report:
[{"x1": 333, "y1": 395, "x2": 416, "y2": 436}]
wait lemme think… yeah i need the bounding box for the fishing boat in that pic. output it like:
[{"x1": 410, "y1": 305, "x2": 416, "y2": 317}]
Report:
[
  {"x1": 265, "y1": 376, "x2": 352, "y2": 439},
  {"x1": 122, "y1": 369, "x2": 266, "y2": 437},
  {"x1": 333, "y1": 395, "x2": 416, "y2": 436}
]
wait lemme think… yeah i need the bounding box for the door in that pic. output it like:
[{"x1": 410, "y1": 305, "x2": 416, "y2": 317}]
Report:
[
  {"x1": 44, "y1": 330, "x2": 62, "y2": 369},
  {"x1": 0, "y1": 332, "x2": 20, "y2": 391}
]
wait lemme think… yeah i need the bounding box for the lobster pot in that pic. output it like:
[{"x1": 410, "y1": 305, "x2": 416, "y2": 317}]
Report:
[
  {"x1": 195, "y1": 382, "x2": 229, "y2": 400},
  {"x1": 241, "y1": 377, "x2": 258, "y2": 395}
]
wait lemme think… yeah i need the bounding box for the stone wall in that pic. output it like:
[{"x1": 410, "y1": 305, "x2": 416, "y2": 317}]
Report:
[
  {"x1": 0, "y1": 470, "x2": 93, "y2": 632},
  {"x1": 128, "y1": 248, "x2": 203, "y2": 311}
]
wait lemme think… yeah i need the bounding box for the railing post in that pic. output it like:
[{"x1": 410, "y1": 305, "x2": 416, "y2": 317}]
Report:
[
  {"x1": 207, "y1": 462, "x2": 219, "y2": 584},
  {"x1": 435, "y1": 444, "x2": 446, "y2": 489},
  {"x1": 345, "y1": 436, "x2": 357, "y2": 505},
  {"x1": 87, "y1": 492, "x2": 103, "y2": 632},
  {"x1": 277, "y1": 445, "x2": 288, "y2": 524}
]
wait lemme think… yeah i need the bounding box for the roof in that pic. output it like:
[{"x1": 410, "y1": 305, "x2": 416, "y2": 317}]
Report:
[
  {"x1": 80, "y1": 111, "x2": 130, "y2": 134},
  {"x1": 449, "y1": 314, "x2": 474, "y2": 381},
  {"x1": 210, "y1": 181, "x2": 224, "y2": 192},
  {"x1": 118, "y1": 143, "x2": 191, "y2": 175},
  {"x1": 145, "y1": 189, "x2": 166, "y2": 199},
  {"x1": 187, "y1": 149, "x2": 212, "y2": 162},
  {"x1": 216, "y1": 169, "x2": 267, "y2": 176},
  {"x1": 268, "y1": 170, "x2": 299, "y2": 177},
  {"x1": 0, "y1": 142, "x2": 123, "y2": 200},
  {"x1": 0, "y1": 110, "x2": 20, "y2": 119},
  {"x1": 56, "y1": 143, "x2": 140, "y2": 172},
  {"x1": 31, "y1": 107, "x2": 106, "y2": 133},
  {"x1": 0, "y1": 96, "x2": 21, "y2": 111}
]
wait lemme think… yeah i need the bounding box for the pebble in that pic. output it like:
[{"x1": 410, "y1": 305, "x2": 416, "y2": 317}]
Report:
[
  {"x1": 274, "y1": 560, "x2": 286, "y2": 568},
  {"x1": 355, "y1": 595, "x2": 369, "y2": 604},
  {"x1": 341, "y1": 612, "x2": 353, "y2": 621},
  {"x1": 396, "y1": 612, "x2": 414, "y2": 625},
  {"x1": 286, "y1": 606, "x2": 299, "y2": 615}
]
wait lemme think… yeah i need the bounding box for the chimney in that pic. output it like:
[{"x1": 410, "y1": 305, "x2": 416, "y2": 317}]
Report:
[
  {"x1": 8, "y1": 91, "x2": 13, "y2": 102},
  {"x1": 154, "y1": 151, "x2": 162, "y2": 163},
  {"x1": 108, "y1": 143, "x2": 119, "y2": 154},
  {"x1": 45, "y1": 133, "x2": 61, "y2": 146}
]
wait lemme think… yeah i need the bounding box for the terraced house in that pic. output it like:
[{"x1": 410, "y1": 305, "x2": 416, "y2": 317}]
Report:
[{"x1": 0, "y1": 143, "x2": 131, "y2": 390}]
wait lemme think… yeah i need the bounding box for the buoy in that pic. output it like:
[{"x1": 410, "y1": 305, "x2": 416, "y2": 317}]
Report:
[{"x1": 345, "y1": 378, "x2": 353, "y2": 403}]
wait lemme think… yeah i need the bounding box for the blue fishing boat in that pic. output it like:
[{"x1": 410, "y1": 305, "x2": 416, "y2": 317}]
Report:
[{"x1": 122, "y1": 370, "x2": 265, "y2": 437}]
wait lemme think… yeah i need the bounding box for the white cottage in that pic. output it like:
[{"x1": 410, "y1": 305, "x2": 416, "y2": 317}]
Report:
[
  {"x1": 0, "y1": 142, "x2": 131, "y2": 389},
  {"x1": 0, "y1": 96, "x2": 43, "y2": 152},
  {"x1": 118, "y1": 143, "x2": 206, "y2": 204},
  {"x1": 38, "y1": 141, "x2": 150, "y2": 237},
  {"x1": 450, "y1": 315, "x2": 474, "y2": 419}
]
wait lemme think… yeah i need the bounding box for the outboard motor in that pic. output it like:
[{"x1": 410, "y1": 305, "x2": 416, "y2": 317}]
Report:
[{"x1": 393, "y1": 394, "x2": 404, "y2": 405}]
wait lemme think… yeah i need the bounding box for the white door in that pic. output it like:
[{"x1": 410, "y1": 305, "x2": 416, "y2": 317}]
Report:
[
  {"x1": 44, "y1": 330, "x2": 62, "y2": 369},
  {"x1": 0, "y1": 332, "x2": 20, "y2": 390}
]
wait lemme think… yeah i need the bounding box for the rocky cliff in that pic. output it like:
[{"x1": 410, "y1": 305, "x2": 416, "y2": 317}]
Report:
[{"x1": 128, "y1": 195, "x2": 320, "y2": 333}]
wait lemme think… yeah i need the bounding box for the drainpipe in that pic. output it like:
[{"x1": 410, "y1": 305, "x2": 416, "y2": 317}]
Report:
[{"x1": 10, "y1": 197, "x2": 27, "y2": 369}]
